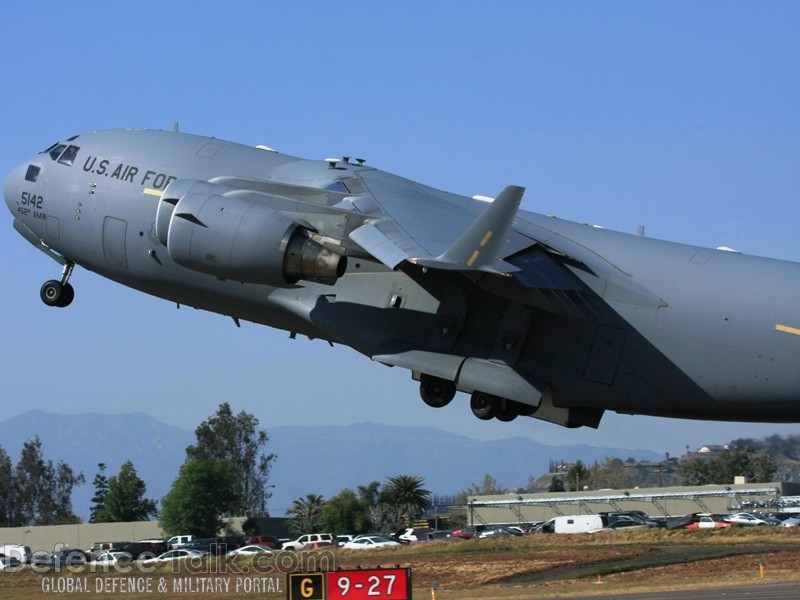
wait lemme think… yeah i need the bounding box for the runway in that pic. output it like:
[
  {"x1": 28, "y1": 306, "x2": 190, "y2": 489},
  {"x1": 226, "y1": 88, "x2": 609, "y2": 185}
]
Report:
[{"x1": 559, "y1": 581, "x2": 800, "y2": 600}]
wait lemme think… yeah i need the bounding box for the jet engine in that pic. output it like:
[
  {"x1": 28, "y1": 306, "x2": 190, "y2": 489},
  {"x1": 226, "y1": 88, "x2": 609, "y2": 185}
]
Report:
[{"x1": 155, "y1": 181, "x2": 346, "y2": 286}]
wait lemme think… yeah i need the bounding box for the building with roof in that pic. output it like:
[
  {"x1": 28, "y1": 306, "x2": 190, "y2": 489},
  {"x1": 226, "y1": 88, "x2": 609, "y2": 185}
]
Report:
[{"x1": 468, "y1": 482, "x2": 800, "y2": 526}]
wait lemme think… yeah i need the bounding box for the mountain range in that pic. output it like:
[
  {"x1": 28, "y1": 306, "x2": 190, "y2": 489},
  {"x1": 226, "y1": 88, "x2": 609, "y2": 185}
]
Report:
[{"x1": 0, "y1": 411, "x2": 661, "y2": 519}]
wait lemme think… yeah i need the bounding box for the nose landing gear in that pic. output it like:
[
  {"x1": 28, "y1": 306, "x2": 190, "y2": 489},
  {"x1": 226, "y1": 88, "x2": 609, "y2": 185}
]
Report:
[{"x1": 40, "y1": 261, "x2": 75, "y2": 307}]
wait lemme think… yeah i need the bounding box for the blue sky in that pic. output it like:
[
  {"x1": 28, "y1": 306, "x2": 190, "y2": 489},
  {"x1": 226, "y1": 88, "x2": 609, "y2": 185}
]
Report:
[{"x1": 1, "y1": 2, "x2": 799, "y2": 459}]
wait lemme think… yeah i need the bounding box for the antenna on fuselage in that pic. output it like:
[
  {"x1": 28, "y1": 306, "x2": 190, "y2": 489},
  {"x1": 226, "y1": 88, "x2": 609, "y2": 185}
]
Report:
[{"x1": 172, "y1": 122, "x2": 179, "y2": 133}]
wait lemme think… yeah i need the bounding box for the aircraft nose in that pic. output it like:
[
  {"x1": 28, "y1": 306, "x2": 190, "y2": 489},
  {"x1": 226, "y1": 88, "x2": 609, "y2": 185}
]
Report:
[
  {"x1": 3, "y1": 164, "x2": 20, "y2": 217},
  {"x1": 4, "y1": 161, "x2": 32, "y2": 218}
]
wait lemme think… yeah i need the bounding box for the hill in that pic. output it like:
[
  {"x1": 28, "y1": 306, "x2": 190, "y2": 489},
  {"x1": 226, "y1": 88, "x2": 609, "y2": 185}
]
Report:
[{"x1": 0, "y1": 411, "x2": 661, "y2": 518}]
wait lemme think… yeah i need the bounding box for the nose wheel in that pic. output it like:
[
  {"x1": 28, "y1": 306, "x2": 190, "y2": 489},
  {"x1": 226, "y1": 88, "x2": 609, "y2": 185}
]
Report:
[{"x1": 40, "y1": 262, "x2": 75, "y2": 307}]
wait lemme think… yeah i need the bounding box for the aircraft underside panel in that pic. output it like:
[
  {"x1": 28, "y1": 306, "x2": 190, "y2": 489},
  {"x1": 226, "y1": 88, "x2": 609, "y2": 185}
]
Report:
[{"x1": 582, "y1": 325, "x2": 626, "y2": 385}]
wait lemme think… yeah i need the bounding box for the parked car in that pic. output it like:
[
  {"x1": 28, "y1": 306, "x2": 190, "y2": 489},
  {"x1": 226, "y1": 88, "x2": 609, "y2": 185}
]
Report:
[
  {"x1": 88, "y1": 541, "x2": 131, "y2": 558},
  {"x1": 183, "y1": 536, "x2": 245, "y2": 555},
  {"x1": 682, "y1": 514, "x2": 732, "y2": 530},
  {"x1": 227, "y1": 544, "x2": 274, "y2": 556},
  {"x1": 540, "y1": 515, "x2": 608, "y2": 534},
  {"x1": 780, "y1": 516, "x2": 800, "y2": 527},
  {"x1": 395, "y1": 527, "x2": 432, "y2": 542},
  {"x1": 451, "y1": 526, "x2": 481, "y2": 539},
  {"x1": 165, "y1": 535, "x2": 195, "y2": 549},
  {"x1": 35, "y1": 549, "x2": 90, "y2": 567},
  {"x1": 141, "y1": 549, "x2": 207, "y2": 564},
  {"x1": 117, "y1": 541, "x2": 167, "y2": 559},
  {"x1": 0, "y1": 544, "x2": 31, "y2": 564},
  {"x1": 92, "y1": 551, "x2": 133, "y2": 565},
  {"x1": 597, "y1": 518, "x2": 648, "y2": 532},
  {"x1": 342, "y1": 536, "x2": 402, "y2": 549},
  {"x1": 304, "y1": 541, "x2": 336, "y2": 551},
  {"x1": 427, "y1": 530, "x2": 459, "y2": 542},
  {"x1": 245, "y1": 535, "x2": 282, "y2": 549},
  {"x1": 282, "y1": 533, "x2": 334, "y2": 551},
  {"x1": 0, "y1": 557, "x2": 21, "y2": 571},
  {"x1": 724, "y1": 513, "x2": 769, "y2": 526},
  {"x1": 335, "y1": 535, "x2": 355, "y2": 547}
]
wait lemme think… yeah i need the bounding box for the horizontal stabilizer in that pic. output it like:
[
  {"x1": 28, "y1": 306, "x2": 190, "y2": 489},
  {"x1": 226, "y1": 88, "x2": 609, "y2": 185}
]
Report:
[{"x1": 412, "y1": 185, "x2": 525, "y2": 273}]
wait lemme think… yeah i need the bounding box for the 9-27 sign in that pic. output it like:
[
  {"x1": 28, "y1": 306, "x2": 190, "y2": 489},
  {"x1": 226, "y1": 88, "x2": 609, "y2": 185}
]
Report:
[
  {"x1": 328, "y1": 568, "x2": 410, "y2": 600},
  {"x1": 288, "y1": 568, "x2": 411, "y2": 600}
]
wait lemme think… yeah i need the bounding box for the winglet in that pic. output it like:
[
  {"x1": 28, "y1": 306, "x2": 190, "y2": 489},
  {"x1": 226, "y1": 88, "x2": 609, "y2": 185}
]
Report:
[{"x1": 413, "y1": 185, "x2": 525, "y2": 273}]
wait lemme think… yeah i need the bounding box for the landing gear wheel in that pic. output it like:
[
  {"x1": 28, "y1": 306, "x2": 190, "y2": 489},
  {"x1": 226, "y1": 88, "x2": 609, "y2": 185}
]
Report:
[
  {"x1": 496, "y1": 406, "x2": 518, "y2": 422},
  {"x1": 470, "y1": 391, "x2": 498, "y2": 420},
  {"x1": 419, "y1": 375, "x2": 456, "y2": 408},
  {"x1": 41, "y1": 280, "x2": 64, "y2": 307},
  {"x1": 60, "y1": 283, "x2": 75, "y2": 307},
  {"x1": 40, "y1": 280, "x2": 75, "y2": 308}
]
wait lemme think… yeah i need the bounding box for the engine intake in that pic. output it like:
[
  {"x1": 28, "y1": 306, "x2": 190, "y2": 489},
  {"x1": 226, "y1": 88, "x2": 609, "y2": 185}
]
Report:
[{"x1": 165, "y1": 190, "x2": 346, "y2": 286}]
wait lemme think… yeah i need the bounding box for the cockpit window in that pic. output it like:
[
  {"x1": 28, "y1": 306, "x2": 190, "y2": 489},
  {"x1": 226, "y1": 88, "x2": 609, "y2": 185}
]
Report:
[
  {"x1": 42, "y1": 143, "x2": 80, "y2": 165},
  {"x1": 58, "y1": 145, "x2": 80, "y2": 166},
  {"x1": 25, "y1": 165, "x2": 40, "y2": 182},
  {"x1": 48, "y1": 144, "x2": 66, "y2": 161}
]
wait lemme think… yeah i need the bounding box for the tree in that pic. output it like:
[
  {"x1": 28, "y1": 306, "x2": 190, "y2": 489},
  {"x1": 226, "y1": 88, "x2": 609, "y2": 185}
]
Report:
[
  {"x1": 567, "y1": 460, "x2": 589, "y2": 492},
  {"x1": 0, "y1": 446, "x2": 14, "y2": 527},
  {"x1": 53, "y1": 463, "x2": 84, "y2": 525},
  {"x1": 464, "y1": 474, "x2": 505, "y2": 496},
  {"x1": 320, "y1": 489, "x2": 370, "y2": 535},
  {"x1": 160, "y1": 460, "x2": 237, "y2": 537},
  {"x1": 13, "y1": 437, "x2": 83, "y2": 525},
  {"x1": 89, "y1": 463, "x2": 109, "y2": 524},
  {"x1": 548, "y1": 476, "x2": 566, "y2": 492},
  {"x1": 589, "y1": 457, "x2": 634, "y2": 490},
  {"x1": 286, "y1": 494, "x2": 325, "y2": 534},
  {"x1": 381, "y1": 475, "x2": 430, "y2": 521},
  {"x1": 185, "y1": 403, "x2": 276, "y2": 515},
  {"x1": 357, "y1": 481, "x2": 400, "y2": 532},
  {"x1": 680, "y1": 446, "x2": 778, "y2": 485},
  {"x1": 357, "y1": 481, "x2": 382, "y2": 508},
  {"x1": 95, "y1": 461, "x2": 157, "y2": 522}
]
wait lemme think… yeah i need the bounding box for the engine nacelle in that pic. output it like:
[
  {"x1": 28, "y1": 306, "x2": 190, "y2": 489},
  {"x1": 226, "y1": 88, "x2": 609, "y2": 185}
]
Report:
[
  {"x1": 155, "y1": 179, "x2": 221, "y2": 246},
  {"x1": 165, "y1": 191, "x2": 346, "y2": 286}
]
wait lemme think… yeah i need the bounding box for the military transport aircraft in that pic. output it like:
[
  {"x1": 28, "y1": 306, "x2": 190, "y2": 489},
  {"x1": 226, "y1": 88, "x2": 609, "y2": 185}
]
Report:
[{"x1": 4, "y1": 129, "x2": 800, "y2": 429}]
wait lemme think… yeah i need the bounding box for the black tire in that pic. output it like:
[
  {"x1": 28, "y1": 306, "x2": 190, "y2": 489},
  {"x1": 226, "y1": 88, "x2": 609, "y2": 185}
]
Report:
[
  {"x1": 495, "y1": 406, "x2": 518, "y2": 422},
  {"x1": 58, "y1": 283, "x2": 75, "y2": 307},
  {"x1": 470, "y1": 392, "x2": 498, "y2": 420},
  {"x1": 419, "y1": 375, "x2": 456, "y2": 408},
  {"x1": 40, "y1": 280, "x2": 64, "y2": 307}
]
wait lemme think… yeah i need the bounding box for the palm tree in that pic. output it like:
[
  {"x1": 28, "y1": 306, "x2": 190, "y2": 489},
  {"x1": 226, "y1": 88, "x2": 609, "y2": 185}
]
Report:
[
  {"x1": 381, "y1": 475, "x2": 430, "y2": 521},
  {"x1": 286, "y1": 493, "x2": 325, "y2": 533}
]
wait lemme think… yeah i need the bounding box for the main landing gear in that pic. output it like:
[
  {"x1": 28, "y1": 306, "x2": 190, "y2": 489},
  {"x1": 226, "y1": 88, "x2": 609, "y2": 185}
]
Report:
[
  {"x1": 418, "y1": 374, "x2": 533, "y2": 422},
  {"x1": 419, "y1": 374, "x2": 456, "y2": 408},
  {"x1": 40, "y1": 261, "x2": 75, "y2": 308}
]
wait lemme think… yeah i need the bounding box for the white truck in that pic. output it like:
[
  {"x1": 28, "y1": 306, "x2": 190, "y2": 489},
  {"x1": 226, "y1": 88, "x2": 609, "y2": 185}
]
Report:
[
  {"x1": 539, "y1": 515, "x2": 608, "y2": 534},
  {"x1": 281, "y1": 533, "x2": 334, "y2": 551}
]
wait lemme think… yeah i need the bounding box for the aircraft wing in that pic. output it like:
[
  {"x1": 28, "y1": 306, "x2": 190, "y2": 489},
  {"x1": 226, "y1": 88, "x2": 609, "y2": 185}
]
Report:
[
  {"x1": 347, "y1": 170, "x2": 532, "y2": 273},
  {"x1": 345, "y1": 169, "x2": 663, "y2": 315}
]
